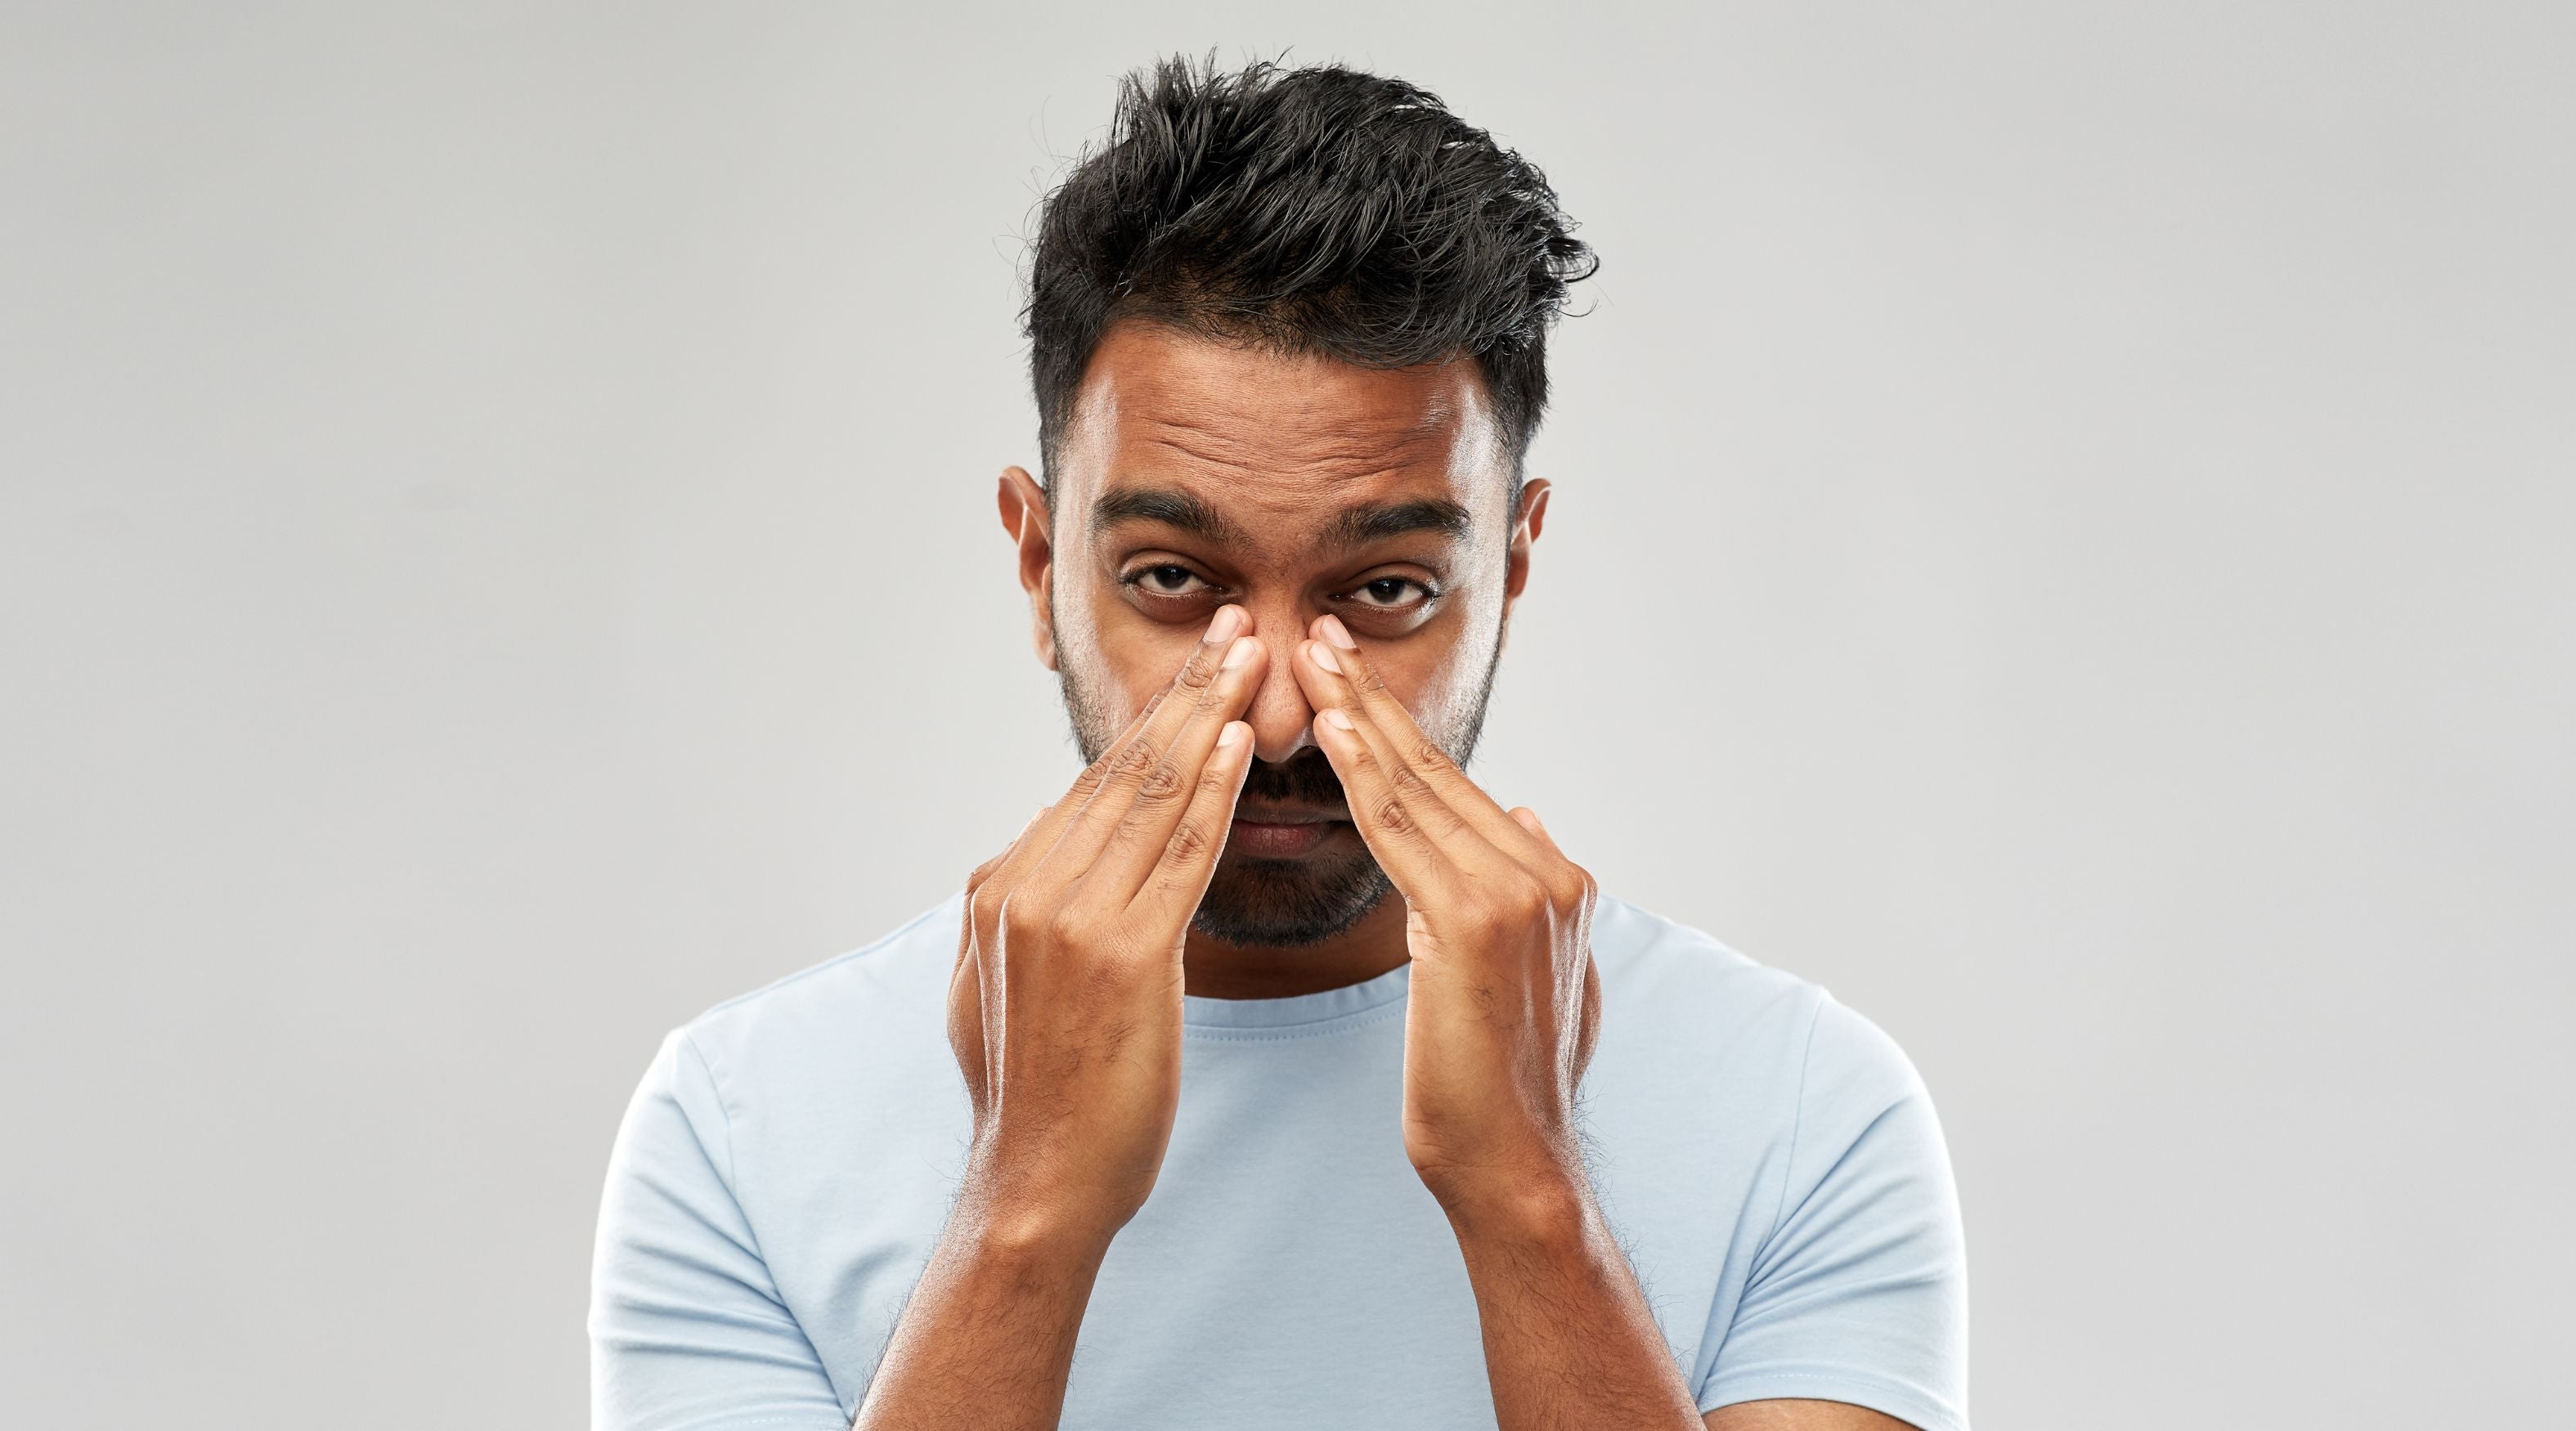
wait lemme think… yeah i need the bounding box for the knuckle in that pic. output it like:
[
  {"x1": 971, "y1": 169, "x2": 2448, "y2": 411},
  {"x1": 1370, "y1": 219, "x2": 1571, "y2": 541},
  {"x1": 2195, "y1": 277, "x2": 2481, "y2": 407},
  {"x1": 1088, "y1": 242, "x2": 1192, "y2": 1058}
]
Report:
[
  {"x1": 1111, "y1": 737, "x2": 1161, "y2": 778},
  {"x1": 999, "y1": 892, "x2": 1047, "y2": 944},
  {"x1": 1174, "y1": 654, "x2": 1218, "y2": 692},
  {"x1": 1407, "y1": 736, "x2": 1452, "y2": 772},
  {"x1": 1165, "y1": 816, "x2": 1212, "y2": 866},
  {"x1": 1136, "y1": 759, "x2": 1187, "y2": 803},
  {"x1": 1546, "y1": 864, "x2": 1589, "y2": 913},
  {"x1": 1044, "y1": 902, "x2": 1087, "y2": 946},
  {"x1": 1373, "y1": 797, "x2": 1414, "y2": 837}
]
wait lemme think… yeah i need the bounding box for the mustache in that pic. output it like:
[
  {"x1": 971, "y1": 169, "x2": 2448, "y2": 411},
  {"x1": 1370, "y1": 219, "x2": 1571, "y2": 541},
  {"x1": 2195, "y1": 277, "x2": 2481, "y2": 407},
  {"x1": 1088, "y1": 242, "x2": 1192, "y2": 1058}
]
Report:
[{"x1": 1240, "y1": 747, "x2": 1347, "y2": 809}]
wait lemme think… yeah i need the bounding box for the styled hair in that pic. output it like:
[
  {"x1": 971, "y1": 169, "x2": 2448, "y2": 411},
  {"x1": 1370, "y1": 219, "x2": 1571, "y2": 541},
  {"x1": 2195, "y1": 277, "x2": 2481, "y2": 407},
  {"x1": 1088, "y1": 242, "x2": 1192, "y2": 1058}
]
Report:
[{"x1": 1024, "y1": 55, "x2": 1597, "y2": 488}]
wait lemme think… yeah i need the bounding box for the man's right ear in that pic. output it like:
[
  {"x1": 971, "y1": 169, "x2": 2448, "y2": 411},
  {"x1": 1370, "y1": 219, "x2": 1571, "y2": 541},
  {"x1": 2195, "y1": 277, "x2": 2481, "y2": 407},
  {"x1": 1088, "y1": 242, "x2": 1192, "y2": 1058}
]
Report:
[{"x1": 996, "y1": 466, "x2": 1057, "y2": 672}]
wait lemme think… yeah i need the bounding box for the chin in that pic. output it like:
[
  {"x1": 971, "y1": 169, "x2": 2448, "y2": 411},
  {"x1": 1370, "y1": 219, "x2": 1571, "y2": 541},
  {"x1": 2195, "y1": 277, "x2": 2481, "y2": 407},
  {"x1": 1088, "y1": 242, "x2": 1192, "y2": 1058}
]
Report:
[{"x1": 1191, "y1": 850, "x2": 1393, "y2": 949}]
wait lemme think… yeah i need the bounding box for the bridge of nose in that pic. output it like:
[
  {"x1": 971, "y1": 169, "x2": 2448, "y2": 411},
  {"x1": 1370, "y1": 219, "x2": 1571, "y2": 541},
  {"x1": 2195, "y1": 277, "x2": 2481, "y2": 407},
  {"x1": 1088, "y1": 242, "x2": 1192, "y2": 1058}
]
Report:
[{"x1": 1237, "y1": 600, "x2": 1318, "y2": 764}]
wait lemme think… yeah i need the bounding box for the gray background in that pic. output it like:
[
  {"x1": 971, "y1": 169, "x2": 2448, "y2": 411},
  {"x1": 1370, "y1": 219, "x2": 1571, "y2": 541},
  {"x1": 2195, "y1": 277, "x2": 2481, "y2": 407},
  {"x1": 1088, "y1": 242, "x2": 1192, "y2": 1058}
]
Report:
[{"x1": 4, "y1": 3, "x2": 2569, "y2": 1427}]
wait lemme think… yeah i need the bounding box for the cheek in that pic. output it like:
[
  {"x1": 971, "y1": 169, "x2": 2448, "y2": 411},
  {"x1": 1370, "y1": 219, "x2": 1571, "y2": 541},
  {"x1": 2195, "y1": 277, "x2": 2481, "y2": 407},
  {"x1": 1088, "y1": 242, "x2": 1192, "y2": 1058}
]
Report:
[
  {"x1": 1379, "y1": 630, "x2": 1496, "y2": 746},
  {"x1": 1060, "y1": 586, "x2": 1201, "y2": 720}
]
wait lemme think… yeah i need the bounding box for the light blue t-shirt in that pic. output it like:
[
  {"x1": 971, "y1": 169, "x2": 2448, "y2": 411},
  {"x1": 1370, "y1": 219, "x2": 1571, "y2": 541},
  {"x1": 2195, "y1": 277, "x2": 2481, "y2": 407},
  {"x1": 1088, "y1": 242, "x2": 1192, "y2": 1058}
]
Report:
[{"x1": 589, "y1": 891, "x2": 1968, "y2": 1430}]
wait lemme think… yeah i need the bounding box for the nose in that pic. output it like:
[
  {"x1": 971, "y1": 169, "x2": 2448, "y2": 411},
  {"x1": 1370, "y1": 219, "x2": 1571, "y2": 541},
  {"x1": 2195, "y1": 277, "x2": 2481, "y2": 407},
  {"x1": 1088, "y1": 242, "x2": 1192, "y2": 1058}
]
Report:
[{"x1": 1236, "y1": 600, "x2": 1317, "y2": 764}]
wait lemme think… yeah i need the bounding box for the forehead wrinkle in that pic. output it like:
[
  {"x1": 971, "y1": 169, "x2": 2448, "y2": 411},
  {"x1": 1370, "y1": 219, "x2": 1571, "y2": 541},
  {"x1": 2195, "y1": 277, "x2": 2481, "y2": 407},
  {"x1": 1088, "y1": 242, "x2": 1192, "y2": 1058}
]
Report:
[
  {"x1": 1061, "y1": 328, "x2": 1510, "y2": 555},
  {"x1": 1130, "y1": 408, "x2": 1455, "y2": 485}
]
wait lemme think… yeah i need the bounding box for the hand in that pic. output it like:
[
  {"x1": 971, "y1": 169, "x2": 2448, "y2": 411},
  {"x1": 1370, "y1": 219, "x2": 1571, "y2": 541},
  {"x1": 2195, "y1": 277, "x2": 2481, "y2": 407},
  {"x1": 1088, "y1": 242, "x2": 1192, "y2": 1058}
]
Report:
[
  {"x1": 946, "y1": 605, "x2": 1266, "y2": 1247},
  {"x1": 1290, "y1": 614, "x2": 1603, "y2": 1214}
]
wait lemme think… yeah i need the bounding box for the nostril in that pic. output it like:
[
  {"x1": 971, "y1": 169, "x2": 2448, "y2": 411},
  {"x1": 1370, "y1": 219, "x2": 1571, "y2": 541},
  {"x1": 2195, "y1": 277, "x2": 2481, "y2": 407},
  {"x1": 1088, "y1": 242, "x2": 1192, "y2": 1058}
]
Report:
[
  {"x1": 1247, "y1": 696, "x2": 1317, "y2": 764},
  {"x1": 1252, "y1": 732, "x2": 1314, "y2": 765}
]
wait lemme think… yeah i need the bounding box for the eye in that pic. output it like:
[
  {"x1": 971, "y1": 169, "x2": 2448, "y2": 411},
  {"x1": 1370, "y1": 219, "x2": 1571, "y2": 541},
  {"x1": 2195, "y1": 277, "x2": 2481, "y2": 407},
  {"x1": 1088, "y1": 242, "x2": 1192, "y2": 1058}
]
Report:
[
  {"x1": 1344, "y1": 576, "x2": 1438, "y2": 610},
  {"x1": 1121, "y1": 563, "x2": 1215, "y2": 597}
]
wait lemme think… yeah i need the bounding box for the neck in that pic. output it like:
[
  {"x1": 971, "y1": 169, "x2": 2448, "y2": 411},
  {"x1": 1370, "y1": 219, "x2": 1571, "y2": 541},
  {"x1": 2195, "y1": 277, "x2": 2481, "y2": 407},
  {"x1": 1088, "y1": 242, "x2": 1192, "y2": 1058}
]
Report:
[{"x1": 1180, "y1": 892, "x2": 1411, "y2": 1000}]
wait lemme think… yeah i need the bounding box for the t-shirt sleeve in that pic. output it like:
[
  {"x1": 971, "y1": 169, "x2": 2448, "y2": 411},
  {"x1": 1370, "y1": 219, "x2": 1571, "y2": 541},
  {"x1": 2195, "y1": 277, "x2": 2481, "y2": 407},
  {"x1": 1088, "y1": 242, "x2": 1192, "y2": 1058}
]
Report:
[
  {"x1": 589, "y1": 1030, "x2": 850, "y2": 1431},
  {"x1": 1697, "y1": 996, "x2": 1970, "y2": 1431}
]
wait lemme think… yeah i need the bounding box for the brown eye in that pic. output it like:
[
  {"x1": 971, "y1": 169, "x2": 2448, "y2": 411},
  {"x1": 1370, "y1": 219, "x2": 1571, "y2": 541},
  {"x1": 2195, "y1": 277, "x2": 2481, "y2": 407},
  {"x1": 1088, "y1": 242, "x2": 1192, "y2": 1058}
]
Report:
[
  {"x1": 1349, "y1": 576, "x2": 1434, "y2": 609},
  {"x1": 1124, "y1": 564, "x2": 1212, "y2": 596}
]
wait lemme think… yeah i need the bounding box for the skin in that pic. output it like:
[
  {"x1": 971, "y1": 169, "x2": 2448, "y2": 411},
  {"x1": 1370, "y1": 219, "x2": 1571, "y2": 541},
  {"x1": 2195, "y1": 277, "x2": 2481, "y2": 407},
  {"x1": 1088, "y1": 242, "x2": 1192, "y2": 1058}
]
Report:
[{"x1": 851, "y1": 323, "x2": 1911, "y2": 1431}]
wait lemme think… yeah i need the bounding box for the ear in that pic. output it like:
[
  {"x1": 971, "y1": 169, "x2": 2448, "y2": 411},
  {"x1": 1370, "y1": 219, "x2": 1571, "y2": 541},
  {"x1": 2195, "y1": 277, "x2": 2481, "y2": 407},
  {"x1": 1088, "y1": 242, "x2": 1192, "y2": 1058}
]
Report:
[
  {"x1": 1500, "y1": 477, "x2": 1550, "y2": 639},
  {"x1": 996, "y1": 466, "x2": 1058, "y2": 672}
]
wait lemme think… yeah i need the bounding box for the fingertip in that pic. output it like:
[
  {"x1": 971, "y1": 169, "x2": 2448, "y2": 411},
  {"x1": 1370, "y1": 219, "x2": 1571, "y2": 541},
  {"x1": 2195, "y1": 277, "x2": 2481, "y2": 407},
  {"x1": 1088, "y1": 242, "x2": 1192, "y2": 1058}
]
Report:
[
  {"x1": 1203, "y1": 603, "x2": 1247, "y2": 644},
  {"x1": 1216, "y1": 720, "x2": 1251, "y2": 751},
  {"x1": 1509, "y1": 806, "x2": 1545, "y2": 836}
]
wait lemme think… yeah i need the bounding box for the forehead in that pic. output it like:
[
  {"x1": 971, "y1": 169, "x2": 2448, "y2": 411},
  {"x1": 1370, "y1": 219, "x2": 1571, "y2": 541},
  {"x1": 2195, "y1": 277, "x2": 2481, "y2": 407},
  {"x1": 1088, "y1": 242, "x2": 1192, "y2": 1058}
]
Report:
[{"x1": 1057, "y1": 322, "x2": 1509, "y2": 544}]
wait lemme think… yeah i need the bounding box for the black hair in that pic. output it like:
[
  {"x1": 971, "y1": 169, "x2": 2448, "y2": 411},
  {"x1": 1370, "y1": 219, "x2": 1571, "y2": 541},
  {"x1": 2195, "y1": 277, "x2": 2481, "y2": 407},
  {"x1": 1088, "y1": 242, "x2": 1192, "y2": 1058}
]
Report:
[{"x1": 1024, "y1": 55, "x2": 1596, "y2": 491}]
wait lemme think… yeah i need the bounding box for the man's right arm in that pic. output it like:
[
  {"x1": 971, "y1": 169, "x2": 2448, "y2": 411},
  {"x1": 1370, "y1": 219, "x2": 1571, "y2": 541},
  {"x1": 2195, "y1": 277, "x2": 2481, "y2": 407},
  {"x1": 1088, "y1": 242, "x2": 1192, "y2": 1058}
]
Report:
[
  {"x1": 848, "y1": 1187, "x2": 1115, "y2": 1429},
  {"x1": 850, "y1": 607, "x2": 1264, "y2": 1429}
]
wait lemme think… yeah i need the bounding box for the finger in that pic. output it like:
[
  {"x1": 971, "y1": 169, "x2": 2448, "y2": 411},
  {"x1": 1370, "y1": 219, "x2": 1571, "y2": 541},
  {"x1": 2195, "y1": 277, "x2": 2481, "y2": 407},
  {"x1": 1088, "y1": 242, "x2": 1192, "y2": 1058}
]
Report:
[
  {"x1": 1294, "y1": 634, "x2": 1524, "y2": 868},
  {"x1": 1307, "y1": 704, "x2": 1470, "y2": 904},
  {"x1": 1299, "y1": 616, "x2": 1545, "y2": 860},
  {"x1": 945, "y1": 940, "x2": 987, "y2": 1108},
  {"x1": 1573, "y1": 956, "x2": 1603, "y2": 1084},
  {"x1": 1129, "y1": 719, "x2": 1258, "y2": 928},
  {"x1": 1080, "y1": 635, "x2": 1269, "y2": 901},
  {"x1": 951, "y1": 808, "x2": 1043, "y2": 1112},
  {"x1": 1508, "y1": 805, "x2": 1595, "y2": 924},
  {"x1": 954, "y1": 806, "x2": 1048, "y2": 977},
  {"x1": 1508, "y1": 805, "x2": 1552, "y2": 846},
  {"x1": 1046, "y1": 609, "x2": 1263, "y2": 888},
  {"x1": 993, "y1": 608, "x2": 1250, "y2": 892}
]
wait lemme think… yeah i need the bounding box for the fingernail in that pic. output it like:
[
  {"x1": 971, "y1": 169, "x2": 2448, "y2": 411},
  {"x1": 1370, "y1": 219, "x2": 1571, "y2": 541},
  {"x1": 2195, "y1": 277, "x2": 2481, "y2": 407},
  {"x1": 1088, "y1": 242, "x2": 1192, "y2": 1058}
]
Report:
[
  {"x1": 1204, "y1": 604, "x2": 1244, "y2": 644},
  {"x1": 1222, "y1": 635, "x2": 1259, "y2": 670},
  {"x1": 1317, "y1": 614, "x2": 1358, "y2": 650},
  {"x1": 1309, "y1": 640, "x2": 1341, "y2": 675},
  {"x1": 1216, "y1": 721, "x2": 1249, "y2": 749},
  {"x1": 1320, "y1": 707, "x2": 1354, "y2": 730}
]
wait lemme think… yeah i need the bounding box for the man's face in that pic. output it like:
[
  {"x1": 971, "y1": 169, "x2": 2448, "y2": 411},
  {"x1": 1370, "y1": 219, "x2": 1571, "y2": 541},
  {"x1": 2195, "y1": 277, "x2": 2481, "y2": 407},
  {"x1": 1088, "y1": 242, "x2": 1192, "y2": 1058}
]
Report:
[{"x1": 999, "y1": 321, "x2": 1546, "y2": 948}]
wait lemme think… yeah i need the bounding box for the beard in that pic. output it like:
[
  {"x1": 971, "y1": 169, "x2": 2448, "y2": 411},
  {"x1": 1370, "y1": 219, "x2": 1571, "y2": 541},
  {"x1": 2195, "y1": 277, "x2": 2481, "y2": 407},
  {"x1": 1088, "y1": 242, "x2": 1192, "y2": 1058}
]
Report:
[{"x1": 1057, "y1": 627, "x2": 1502, "y2": 949}]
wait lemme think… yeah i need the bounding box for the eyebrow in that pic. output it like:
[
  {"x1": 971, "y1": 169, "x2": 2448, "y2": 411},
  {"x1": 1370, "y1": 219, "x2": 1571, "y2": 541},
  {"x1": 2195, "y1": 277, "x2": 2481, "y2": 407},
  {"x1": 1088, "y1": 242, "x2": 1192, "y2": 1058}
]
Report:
[
  {"x1": 1091, "y1": 486, "x2": 1249, "y2": 545},
  {"x1": 1092, "y1": 485, "x2": 1471, "y2": 550},
  {"x1": 1328, "y1": 497, "x2": 1471, "y2": 547}
]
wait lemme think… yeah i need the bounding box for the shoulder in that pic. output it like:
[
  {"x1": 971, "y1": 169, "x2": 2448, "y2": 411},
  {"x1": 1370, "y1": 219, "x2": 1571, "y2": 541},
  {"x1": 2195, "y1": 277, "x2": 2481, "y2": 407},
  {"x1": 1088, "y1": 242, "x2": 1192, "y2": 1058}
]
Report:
[
  {"x1": 671, "y1": 890, "x2": 966, "y2": 1110},
  {"x1": 1586, "y1": 893, "x2": 1929, "y2": 1119}
]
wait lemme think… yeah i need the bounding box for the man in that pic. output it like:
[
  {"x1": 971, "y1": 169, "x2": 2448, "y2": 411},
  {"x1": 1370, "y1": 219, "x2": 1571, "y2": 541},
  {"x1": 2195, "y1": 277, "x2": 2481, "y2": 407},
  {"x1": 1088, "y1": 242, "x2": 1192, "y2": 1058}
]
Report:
[{"x1": 590, "y1": 56, "x2": 1968, "y2": 1431}]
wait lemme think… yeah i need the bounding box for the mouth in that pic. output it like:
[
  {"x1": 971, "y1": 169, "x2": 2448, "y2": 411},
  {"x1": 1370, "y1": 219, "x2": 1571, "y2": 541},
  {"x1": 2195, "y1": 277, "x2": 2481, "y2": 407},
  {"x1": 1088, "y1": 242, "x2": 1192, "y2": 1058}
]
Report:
[{"x1": 1227, "y1": 805, "x2": 1351, "y2": 859}]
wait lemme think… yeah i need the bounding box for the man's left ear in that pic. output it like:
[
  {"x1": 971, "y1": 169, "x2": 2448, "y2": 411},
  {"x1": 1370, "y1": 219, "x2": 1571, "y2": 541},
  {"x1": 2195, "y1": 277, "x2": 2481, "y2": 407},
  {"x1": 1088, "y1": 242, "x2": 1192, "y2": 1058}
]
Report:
[{"x1": 1501, "y1": 477, "x2": 1551, "y2": 615}]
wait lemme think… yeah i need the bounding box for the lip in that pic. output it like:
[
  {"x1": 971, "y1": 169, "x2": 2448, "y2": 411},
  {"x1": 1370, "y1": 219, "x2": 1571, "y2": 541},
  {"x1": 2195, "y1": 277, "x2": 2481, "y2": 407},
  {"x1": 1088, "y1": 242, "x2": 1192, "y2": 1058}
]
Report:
[
  {"x1": 1231, "y1": 805, "x2": 1348, "y2": 825},
  {"x1": 1226, "y1": 814, "x2": 1348, "y2": 858}
]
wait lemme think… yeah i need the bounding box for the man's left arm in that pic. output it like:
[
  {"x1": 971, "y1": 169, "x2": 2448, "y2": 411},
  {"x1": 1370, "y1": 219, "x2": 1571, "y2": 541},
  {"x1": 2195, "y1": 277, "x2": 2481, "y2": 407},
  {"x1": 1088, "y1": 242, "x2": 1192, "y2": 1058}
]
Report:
[
  {"x1": 1295, "y1": 614, "x2": 1943, "y2": 1431},
  {"x1": 1438, "y1": 1174, "x2": 1920, "y2": 1431}
]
